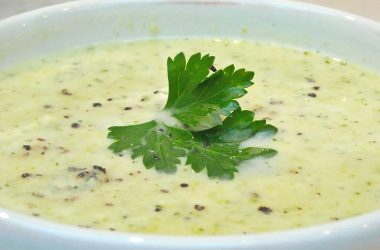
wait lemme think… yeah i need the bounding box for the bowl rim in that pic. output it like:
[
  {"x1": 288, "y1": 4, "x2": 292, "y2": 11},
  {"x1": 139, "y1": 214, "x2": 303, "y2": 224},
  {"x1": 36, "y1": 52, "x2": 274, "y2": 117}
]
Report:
[
  {"x1": 2, "y1": 206, "x2": 380, "y2": 247},
  {"x1": 1, "y1": 0, "x2": 380, "y2": 28},
  {"x1": 1, "y1": 0, "x2": 380, "y2": 248}
]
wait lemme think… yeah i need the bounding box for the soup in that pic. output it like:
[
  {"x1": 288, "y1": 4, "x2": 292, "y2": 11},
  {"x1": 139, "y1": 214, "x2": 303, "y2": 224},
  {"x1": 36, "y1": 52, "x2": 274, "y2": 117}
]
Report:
[{"x1": 0, "y1": 39, "x2": 379, "y2": 235}]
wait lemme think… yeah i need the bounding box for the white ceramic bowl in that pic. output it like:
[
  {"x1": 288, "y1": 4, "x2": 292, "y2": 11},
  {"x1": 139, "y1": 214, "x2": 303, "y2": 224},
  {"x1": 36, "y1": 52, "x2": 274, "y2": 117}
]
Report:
[{"x1": 1, "y1": 1, "x2": 380, "y2": 249}]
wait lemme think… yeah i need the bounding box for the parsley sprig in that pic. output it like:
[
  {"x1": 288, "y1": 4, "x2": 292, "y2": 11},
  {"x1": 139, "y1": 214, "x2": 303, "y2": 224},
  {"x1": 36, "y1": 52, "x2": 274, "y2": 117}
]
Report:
[{"x1": 108, "y1": 52, "x2": 277, "y2": 179}]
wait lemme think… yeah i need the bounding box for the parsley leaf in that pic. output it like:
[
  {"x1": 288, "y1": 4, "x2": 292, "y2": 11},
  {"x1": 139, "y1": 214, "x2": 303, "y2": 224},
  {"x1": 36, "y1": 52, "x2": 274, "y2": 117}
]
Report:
[
  {"x1": 188, "y1": 108, "x2": 277, "y2": 179},
  {"x1": 187, "y1": 143, "x2": 276, "y2": 179},
  {"x1": 108, "y1": 121, "x2": 192, "y2": 173},
  {"x1": 192, "y1": 108, "x2": 278, "y2": 144},
  {"x1": 108, "y1": 118, "x2": 276, "y2": 179},
  {"x1": 164, "y1": 52, "x2": 254, "y2": 131},
  {"x1": 107, "y1": 52, "x2": 277, "y2": 179}
]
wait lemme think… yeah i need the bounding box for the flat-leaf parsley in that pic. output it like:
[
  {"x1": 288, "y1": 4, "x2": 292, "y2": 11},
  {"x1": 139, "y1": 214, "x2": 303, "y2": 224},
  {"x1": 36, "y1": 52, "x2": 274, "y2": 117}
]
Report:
[{"x1": 108, "y1": 52, "x2": 277, "y2": 179}]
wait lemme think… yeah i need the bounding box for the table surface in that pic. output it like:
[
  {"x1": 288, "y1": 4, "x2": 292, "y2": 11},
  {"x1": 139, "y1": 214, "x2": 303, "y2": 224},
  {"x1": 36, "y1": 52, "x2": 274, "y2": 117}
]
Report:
[{"x1": 0, "y1": 0, "x2": 380, "y2": 22}]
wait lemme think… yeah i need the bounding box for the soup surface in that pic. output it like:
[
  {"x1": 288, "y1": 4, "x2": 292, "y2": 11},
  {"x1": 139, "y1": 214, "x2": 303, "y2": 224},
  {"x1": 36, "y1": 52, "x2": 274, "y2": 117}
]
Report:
[{"x1": 0, "y1": 39, "x2": 379, "y2": 235}]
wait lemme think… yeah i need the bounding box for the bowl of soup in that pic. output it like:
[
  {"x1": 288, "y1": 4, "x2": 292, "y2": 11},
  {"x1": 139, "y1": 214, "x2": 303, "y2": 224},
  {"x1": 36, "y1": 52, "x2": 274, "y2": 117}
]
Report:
[{"x1": 0, "y1": 0, "x2": 380, "y2": 249}]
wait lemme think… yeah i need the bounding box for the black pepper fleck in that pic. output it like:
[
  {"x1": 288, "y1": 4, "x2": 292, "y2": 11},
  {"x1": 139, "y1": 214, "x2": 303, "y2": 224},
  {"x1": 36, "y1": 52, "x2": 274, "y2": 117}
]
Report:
[
  {"x1": 210, "y1": 65, "x2": 217, "y2": 72},
  {"x1": 194, "y1": 204, "x2": 205, "y2": 211},
  {"x1": 180, "y1": 183, "x2": 189, "y2": 188},
  {"x1": 21, "y1": 173, "x2": 32, "y2": 178},
  {"x1": 93, "y1": 165, "x2": 106, "y2": 174},
  {"x1": 23, "y1": 145, "x2": 31, "y2": 151},
  {"x1": 61, "y1": 89, "x2": 72, "y2": 96},
  {"x1": 77, "y1": 171, "x2": 90, "y2": 178},
  {"x1": 258, "y1": 206, "x2": 272, "y2": 214},
  {"x1": 308, "y1": 93, "x2": 317, "y2": 98},
  {"x1": 71, "y1": 123, "x2": 80, "y2": 128},
  {"x1": 124, "y1": 107, "x2": 133, "y2": 110},
  {"x1": 155, "y1": 205, "x2": 163, "y2": 212},
  {"x1": 92, "y1": 102, "x2": 102, "y2": 107}
]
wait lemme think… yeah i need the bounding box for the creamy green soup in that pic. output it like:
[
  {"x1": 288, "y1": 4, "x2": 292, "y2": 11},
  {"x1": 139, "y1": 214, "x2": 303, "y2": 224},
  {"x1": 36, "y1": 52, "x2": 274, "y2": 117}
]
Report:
[{"x1": 0, "y1": 39, "x2": 379, "y2": 235}]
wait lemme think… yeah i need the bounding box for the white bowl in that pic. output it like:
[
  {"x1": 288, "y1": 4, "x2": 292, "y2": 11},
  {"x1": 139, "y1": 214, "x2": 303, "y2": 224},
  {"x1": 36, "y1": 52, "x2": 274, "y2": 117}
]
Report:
[{"x1": 1, "y1": 0, "x2": 380, "y2": 249}]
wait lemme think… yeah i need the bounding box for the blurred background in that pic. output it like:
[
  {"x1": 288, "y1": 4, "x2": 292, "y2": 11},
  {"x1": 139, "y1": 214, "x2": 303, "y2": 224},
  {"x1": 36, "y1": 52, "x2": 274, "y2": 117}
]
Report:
[{"x1": 0, "y1": 0, "x2": 379, "y2": 21}]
